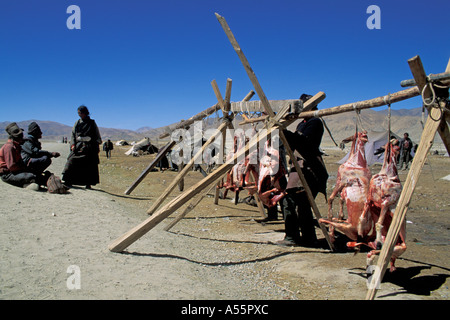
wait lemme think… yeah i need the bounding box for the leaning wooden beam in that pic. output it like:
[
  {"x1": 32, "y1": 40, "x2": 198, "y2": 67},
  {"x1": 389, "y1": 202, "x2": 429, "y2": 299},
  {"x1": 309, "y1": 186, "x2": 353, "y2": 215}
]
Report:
[
  {"x1": 159, "y1": 103, "x2": 221, "y2": 139},
  {"x1": 163, "y1": 181, "x2": 217, "y2": 232},
  {"x1": 303, "y1": 87, "x2": 421, "y2": 118},
  {"x1": 239, "y1": 92, "x2": 325, "y2": 125},
  {"x1": 108, "y1": 126, "x2": 279, "y2": 253},
  {"x1": 215, "y1": 12, "x2": 335, "y2": 251},
  {"x1": 366, "y1": 103, "x2": 443, "y2": 300},
  {"x1": 124, "y1": 140, "x2": 176, "y2": 195},
  {"x1": 400, "y1": 71, "x2": 450, "y2": 87},
  {"x1": 230, "y1": 99, "x2": 301, "y2": 113},
  {"x1": 240, "y1": 87, "x2": 420, "y2": 125},
  {"x1": 366, "y1": 55, "x2": 447, "y2": 300},
  {"x1": 215, "y1": 13, "x2": 275, "y2": 119},
  {"x1": 157, "y1": 97, "x2": 296, "y2": 139},
  {"x1": 407, "y1": 56, "x2": 450, "y2": 155}
]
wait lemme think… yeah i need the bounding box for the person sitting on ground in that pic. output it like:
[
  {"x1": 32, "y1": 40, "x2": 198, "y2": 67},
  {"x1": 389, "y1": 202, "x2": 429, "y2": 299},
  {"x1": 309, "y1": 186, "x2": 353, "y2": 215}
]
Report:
[
  {"x1": 0, "y1": 122, "x2": 40, "y2": 188},
  {"x1": 21, "y1": 122, "x2": 60, "y2": 176}
]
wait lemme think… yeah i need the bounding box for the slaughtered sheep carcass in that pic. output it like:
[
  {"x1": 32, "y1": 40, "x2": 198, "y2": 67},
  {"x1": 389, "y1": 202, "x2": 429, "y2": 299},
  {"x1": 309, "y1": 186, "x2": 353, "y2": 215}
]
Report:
[
  {"x1": 319, "y1": 131, "x2": 372, "y2": 241},
  {"x1": 218, "y1": 131, "x2": 258, "y2": 203},
  {"x1": 349, "y1": 142, "x2": 406, "y2": 272},
  {"x1": 256, "y1": 140, "x2": 287, "y2": 208}
]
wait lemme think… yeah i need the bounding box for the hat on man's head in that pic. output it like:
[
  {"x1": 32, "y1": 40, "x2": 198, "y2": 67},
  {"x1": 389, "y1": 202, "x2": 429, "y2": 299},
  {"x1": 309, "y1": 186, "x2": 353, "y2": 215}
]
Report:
[
  {"x1": 28, "y1": 122, "x2": 42, "y2": 136},
  {"x1": 5, "y1": 122, "x2": 24, "y2": 138},
  {"x1": 299, "y1": 93, "x2": 318, "y2": 111},
  {"x1": 299, "y1": 94, "x2": 313, "y2": 102}
]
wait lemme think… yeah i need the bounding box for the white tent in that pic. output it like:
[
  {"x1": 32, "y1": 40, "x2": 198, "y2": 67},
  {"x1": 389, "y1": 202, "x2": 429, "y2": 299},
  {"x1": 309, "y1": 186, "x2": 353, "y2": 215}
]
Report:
[
  {"x1": 338, "y1": 130, "x2": 402, "y2": 166},
  {"x1": 125, "y1": 137, "x2": 151, "y2": 156}
]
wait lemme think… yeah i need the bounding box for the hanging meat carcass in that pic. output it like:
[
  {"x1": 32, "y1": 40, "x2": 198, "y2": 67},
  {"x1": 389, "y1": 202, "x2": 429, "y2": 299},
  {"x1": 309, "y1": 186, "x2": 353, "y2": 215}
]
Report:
[
  {"x1": 349, "y1": 142, "x2": 406, "y2": 272},
  {"x1": 256, "y1": 139, "x2": 287, "y2": 208},
  {"x1": 217, "y1": 132, "x2": 243, "y2": 199},
  {"x1": 218, "y1": 130, "x2": 259, "y2": 203},
  {"x1": 319, "y1": 131, "x2": 372, "y2": 241}
]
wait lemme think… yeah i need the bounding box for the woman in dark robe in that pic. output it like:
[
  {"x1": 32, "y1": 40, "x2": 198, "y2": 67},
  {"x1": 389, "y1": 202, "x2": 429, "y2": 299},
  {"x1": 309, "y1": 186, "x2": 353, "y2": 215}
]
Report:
[{"x1": 62, "y1": 105, "x2": 102, "y2": 189}]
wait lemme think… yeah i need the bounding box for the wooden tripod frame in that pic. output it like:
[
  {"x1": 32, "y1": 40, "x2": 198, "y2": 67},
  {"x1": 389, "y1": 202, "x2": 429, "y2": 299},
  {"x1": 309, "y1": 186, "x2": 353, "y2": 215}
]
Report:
[{"x1": 366, "y1": 55, "x2": 450, "y2": 300}]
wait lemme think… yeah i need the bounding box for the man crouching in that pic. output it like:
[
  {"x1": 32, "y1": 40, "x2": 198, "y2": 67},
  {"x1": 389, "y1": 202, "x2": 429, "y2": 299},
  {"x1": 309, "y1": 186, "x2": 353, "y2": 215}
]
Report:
[{"x1": 0, "y1": 122, "x2": 39, "y2": 188}]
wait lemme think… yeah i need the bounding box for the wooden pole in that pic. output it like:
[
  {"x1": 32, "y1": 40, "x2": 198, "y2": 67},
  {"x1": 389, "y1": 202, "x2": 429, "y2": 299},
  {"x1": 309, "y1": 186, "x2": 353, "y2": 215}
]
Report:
[
  {"x1": 366, "y1": 55, "x2": 449, "y2": 300},
  {"x1": 215, "y1": 13, "x2": 275, "y2": 119},
  {"x1": 124, "y1": 140, "x2": 176, "y2": 195},
  {"x1": 215, "y1": 12, "x2": 334, "y2": 251},
  {"x1": 366, "y1": 104, "x2": 443, "y2": 299},
  {"x1": 159, "y1": 104, "x2": 221, "y2": 139},
  {"x1": 400, "y1": 71, "x2": 450, "y2": 87},
  {"x1": 164, "y1": 181, "x2": 217, "y2": 231},
  {"x1": 239, "y1": 87, "x2": 420, "y2": 125}
]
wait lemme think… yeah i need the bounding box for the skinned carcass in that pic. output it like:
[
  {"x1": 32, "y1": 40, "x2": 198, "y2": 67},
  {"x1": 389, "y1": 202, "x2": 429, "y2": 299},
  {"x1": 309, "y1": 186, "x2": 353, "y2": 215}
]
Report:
[
  {"x1": 319, "y1": 131, "x2": 372, "y2": 241},
  {"x1": 349, "y1": 142, "x2": 406, "y2": 272},
  {"x1": 256, "y1": 139, "x2": 287, "y2": 208},
  {"x1": 218, "y1": 131, "x2": 257, "y2": 202}
]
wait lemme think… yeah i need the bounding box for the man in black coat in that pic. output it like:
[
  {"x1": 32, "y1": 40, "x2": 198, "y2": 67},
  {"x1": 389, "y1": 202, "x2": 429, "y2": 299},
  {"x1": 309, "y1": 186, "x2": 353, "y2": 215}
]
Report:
[
  {"x1": 103, "y1": 139, "x2": 114, "y2": 159},
  {"x1": 21, "y1": 122, "x2": 60, "y2": 175},
  {"x1": 398, "y1": 132, "x2": 412, "y2": 170},
  {"x1": 278, "y1": 94, "x2": 329, "y2": 247}
]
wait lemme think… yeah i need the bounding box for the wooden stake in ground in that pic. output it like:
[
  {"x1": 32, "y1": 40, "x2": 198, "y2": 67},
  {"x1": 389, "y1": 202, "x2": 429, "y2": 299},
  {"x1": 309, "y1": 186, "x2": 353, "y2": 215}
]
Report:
[
  {"x1": 124, "y1": 140, "x2": 176, "y2": 195},
  {"x1": 163, "y1": 181, "x2": 217, "y2": 232},
  {"x1": 366, "y1": 55, "x2": 450, "y2": 300}
]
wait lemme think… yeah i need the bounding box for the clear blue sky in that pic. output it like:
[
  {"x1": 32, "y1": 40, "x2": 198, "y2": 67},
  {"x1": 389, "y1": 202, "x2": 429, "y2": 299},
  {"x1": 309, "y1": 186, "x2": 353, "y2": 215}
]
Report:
[{"x1": 1, "y1": 0, "x2": 449, "y2": 130}]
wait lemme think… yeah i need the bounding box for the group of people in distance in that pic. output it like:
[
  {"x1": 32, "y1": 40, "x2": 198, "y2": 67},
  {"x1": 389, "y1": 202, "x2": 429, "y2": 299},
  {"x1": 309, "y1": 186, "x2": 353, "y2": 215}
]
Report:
[{"x1": 0, "y1": 105, "x2": 102, "y2": 191}]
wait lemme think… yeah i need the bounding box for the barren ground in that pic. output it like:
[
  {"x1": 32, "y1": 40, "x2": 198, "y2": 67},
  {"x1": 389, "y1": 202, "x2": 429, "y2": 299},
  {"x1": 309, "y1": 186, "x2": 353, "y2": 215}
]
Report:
[{"x1": 0, "y1": 141, "x2": 449, "y2": 300}]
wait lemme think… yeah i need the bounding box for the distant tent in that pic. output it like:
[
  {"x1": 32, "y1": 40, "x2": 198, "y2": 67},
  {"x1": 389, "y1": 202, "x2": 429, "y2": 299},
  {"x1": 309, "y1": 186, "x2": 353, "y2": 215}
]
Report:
[
  {"x1": 116, "y1": 140, "x2": 129, "y2": 146},
  {"x1": 338, "y1": 130, "x2": 402, "y2": 166},
  {"x1": 125, "y1": 137, "x2": 159, "y2": 156}
]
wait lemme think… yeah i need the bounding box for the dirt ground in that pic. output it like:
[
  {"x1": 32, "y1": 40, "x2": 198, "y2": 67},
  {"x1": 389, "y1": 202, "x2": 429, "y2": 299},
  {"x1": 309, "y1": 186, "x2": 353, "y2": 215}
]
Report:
[{"x1": 0, "y1": 141, "x2": 449, "y2": 300}]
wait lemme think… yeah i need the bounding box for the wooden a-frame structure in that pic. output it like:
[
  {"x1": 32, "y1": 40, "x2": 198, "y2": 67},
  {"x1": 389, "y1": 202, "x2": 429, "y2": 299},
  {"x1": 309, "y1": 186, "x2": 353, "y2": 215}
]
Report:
[
  {"x1": 109, "y1": 15, "x2": 449, "y2": 301},
  {"x1": 366, "y1": 55, "x2": 450, "y2": 300}
]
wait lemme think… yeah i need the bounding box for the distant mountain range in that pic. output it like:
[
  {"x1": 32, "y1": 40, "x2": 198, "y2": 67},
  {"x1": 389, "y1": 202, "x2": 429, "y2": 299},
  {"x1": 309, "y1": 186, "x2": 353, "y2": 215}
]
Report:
[{"x1": 0, "y1": 107, "x2": 442, "y2": 146}]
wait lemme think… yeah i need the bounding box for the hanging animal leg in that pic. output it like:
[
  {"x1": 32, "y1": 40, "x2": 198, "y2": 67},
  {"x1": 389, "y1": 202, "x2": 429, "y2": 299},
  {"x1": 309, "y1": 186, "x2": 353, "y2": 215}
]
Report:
[
  {"x1": 375, "y1": 201, "x2": 390, "y2": 249},
  {"x1": 338, "y1": 194, "x2": 346, "y2": 221},
  {"x1": 327, "y1": 182, "x2": 345, "y2": 220},
  {"x1": 319, "y1": 219, "x2": 358, "y2": 241}
]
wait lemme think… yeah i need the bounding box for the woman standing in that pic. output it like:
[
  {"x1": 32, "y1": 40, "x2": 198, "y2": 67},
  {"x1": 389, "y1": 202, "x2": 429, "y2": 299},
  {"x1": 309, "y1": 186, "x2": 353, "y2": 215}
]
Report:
[{"x1": 62, "y1": 105, "x2": 102, "y2": 189}]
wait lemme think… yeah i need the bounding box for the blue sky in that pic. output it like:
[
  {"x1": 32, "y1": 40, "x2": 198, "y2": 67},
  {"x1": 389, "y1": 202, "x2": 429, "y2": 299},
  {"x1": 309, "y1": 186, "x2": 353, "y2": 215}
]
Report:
[{"x1": 1, "y1": 0, "x2": 449, "y2": 130}]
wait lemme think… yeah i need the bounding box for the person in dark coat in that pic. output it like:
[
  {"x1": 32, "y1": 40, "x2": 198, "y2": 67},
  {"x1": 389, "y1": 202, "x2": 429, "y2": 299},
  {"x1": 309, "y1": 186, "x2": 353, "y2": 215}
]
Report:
[
  {"x1": 398, "y1": 132, "x2": 413, "y2": 170},
  {"x1": 103, "y1": 139, "x2": 114, "y2": 159},
  {"x1": 21, "y1": 122, "x2": 60, "y2": 175},
  {"x1": 62, "y1": 105, "x2": 102, "y2": 189},
  {"x1": 278, "y1": 94, "x2": 329, "y2": 247}
]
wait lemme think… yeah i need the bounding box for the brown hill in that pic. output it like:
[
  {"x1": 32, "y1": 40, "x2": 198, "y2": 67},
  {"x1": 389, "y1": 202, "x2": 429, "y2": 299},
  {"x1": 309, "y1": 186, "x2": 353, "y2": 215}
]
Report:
[{"x1": 0, "y1": 120, "x2": 143, "y2": 142}]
